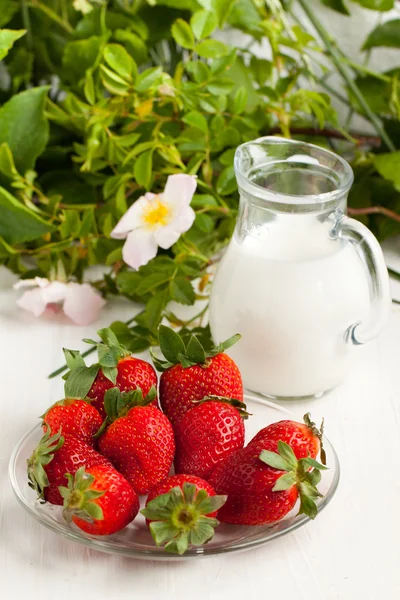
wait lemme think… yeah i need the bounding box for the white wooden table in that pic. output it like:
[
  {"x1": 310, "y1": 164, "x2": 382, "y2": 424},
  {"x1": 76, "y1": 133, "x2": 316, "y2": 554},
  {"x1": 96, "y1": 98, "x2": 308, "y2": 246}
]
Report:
[{"x1": 1, "y1": 243, "x2": 400, "y2": 599}]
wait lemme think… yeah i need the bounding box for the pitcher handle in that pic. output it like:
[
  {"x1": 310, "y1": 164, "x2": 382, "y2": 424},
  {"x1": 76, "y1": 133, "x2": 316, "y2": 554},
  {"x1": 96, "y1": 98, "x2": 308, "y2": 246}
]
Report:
[{"x1": 331, "y1": 210, "x2": 391, "y2": 345}]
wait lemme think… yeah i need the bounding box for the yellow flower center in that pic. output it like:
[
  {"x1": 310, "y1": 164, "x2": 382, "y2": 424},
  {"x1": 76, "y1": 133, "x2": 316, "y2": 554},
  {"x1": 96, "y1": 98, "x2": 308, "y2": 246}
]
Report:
[{"x1": 142, "y1": 196, "x2": 170, "y2": 228}]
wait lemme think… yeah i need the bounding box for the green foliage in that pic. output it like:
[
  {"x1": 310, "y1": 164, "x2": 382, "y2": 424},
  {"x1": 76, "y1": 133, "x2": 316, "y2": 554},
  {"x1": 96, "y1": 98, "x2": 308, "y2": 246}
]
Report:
[{"x1": 0, "y1": 0, "x2": 399, "y2": 339}]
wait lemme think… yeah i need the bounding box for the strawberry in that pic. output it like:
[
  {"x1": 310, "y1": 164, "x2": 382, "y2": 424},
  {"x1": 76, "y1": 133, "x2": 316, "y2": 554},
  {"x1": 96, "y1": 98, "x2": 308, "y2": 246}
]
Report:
[
  {"x1": 141, "y1": 474, "x2": 227, "y2": 555},
  {"x1": 153, "y1": 325, "x2": 243, "y2": 425},
  {"x1": 27, "y1": 430, "x2": 111, "y2": 505},
  {"x1": 98, "y1": 387, "x2": 175, "y2": 495},
  {"x1": 209, "y1": 439, "x2": 326, "y2": 525},
  {"x1": 174, "y1": 397, "x2": 248, "y2": 480},
  {"x1": 42, "y1": 398, "x2": 102, "y2": 447},
  {"x1": 60, "y1": 465, "x2": 139, "y2": 535},
  {"x1": 63, "y1": 327, "x2": 157, "y2": 418},
  {"x1": 249, "y1": 413, "x2": 325, "y2": 464}
]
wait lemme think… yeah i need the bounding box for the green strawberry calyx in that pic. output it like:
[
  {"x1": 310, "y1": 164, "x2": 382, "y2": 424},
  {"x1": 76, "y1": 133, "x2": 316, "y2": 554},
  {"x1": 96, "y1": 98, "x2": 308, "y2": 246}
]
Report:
[
  {"x1": 194, "y1": 395, "x2": 251, "y2": 420},
  {"x1": 27, "y1": 429, "x2": 64, "y2": 501},
  {"x1": 61, "y1": 327, "x2": 132, "y2": 400},
  {"x1": 259, "y1": 440, "x2": 328, "y2": 520},
  {"x1": 59, "y1": 466, "x2": 105, "y2": 525},
  {"x1": 94, "y1": 385, "x2": 157, "y2": 437},
  {"x1": 152, "y1": 324, "x2": 241, "y2": 372},
  {"x1": 141, "y1": 482, "x2": 227, "y2": 555},
  {"x1": 303, "y1": 413, "x2": 326, "y2": 466}
]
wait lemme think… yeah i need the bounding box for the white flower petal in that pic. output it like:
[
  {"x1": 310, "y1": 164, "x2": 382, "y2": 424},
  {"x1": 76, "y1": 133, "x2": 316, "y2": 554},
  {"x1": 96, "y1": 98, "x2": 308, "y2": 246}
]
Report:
[
  {"x1": 153, "y1": 206, "x2": 195, "y2": 249},
  {"x1": 163, "y1": 174, "x2": 197, "y2": 207},
  {"x1": 122, "y1": 228, "x2": 158, "y2": 270},
  {"x1": 13, "y1": 277, "x2": 49, "y2": 290},
  {"x1": 41, "y1": 281, "x2": 68, "y2": 304},
  {"x1": 17, "y1": 288, "x2": 48, "y2": 317},
  {"x1": 172, "y1": 205, "x2": 196, "y2": 233},
  {"x1": 63, "y1": 283, "x2": 106, "y2": 326},
  {"x1": 153, "y1": 226, "x2": 181, "y2": 249},
  {"x1": 111, "y1": 194, "x2": 156, "y2": 239}
]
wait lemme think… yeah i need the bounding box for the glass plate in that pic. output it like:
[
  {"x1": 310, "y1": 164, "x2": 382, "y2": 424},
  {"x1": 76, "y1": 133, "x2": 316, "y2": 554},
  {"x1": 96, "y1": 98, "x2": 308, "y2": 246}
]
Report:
[{"x1": 9, "y1": 393, "x2": 339, "y2": 560}]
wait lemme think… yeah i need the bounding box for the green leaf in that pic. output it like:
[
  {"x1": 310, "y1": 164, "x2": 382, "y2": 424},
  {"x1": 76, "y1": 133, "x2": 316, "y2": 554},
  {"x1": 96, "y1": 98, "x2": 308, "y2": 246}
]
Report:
[
  {"x1": 186, "y1": 60, "x2": 210, "y2": 83},
  {"x1": 134, "y1": 149, "x2": 153, "y2": 189},
  {"x1": 186, "y1": 335, "x2": 206, "y2": 363},
  {"x1": 191, "y1": 10, "x2": 218, "y2": 40},
  {"x1": 100, "y1": 65, "x2": 130, "y2": 96},
  {"x1": 183, "y1": 110, "x2": 208, "y2": 134},
  {"x1": 195, "y1": 213, "x2": 213, "y2": 233},
  {"x1": 362, "y1": 19, "x2": 400, "y2": 50},
  {"x1": 102, "y1": 366, "x2": 118, "y2": 384},
  {"x1": 0, "y1": 142, "x2": 20, "y2": 180},
  {"x1": 64, "y1": 365, "x2": 100, "y2": 398},
  {"x1": 159, "y1": 324, "x2": 186, "y2": 364},
  {"x1": 277, "y1": 441, "x2": 298, "y2": 471},
  {"x1": 63, "y1": 349, "x2": 86, "y2": 371},
  {"x1": 63, "y1": 36, "x2": 106, "y2": 83},
  {"x1": 259, "y1": 449, "x2": 289, "y2": 471},
  {"x1": 374, "y1": 152, "x2": 400, "y2": 191},
  {"x1": 136, "y1": 290, "x2": 168, "y2": 332},
  {"x1": 355, "y1": 0, "x2": 393, "y2": 10},
  {"x1": 207, "y1": 77, "x2": 235, "y2": 96},
  {"x1": 298, "y1": 490, "x2": 318, "y2": 520},
  {"x1": 104, "y1": 43, "x2": 136, "y2": 80},
  {"x1": 84, "y1": 69, "x2": 96, "y2": 105},
  {"x1": 319, "y1": 0, "x2": 350, "y2": 14},
  {"x1": 60, "y1": 210, "x2": 81, "y2": 239},
  {"x1": 0, "y1": 1, "x2": 19, "y2": 28},
  {"x1": 272, "y1": 472, "x2": 297, "y2": 491},
  {"x1": 196, "y1": 39, "x2": 228, "y2": 58},
  {"x1": 169, "y1": 277, "x2": 195, "y2": 305},
  {"x1": 0, "y1": 28, "x2": 25, "y2": 60},
  {"x1": 114, "y1": 29, "x2": 148, "y2": 65},
  {"x1": 0, "y1": 186, "x2": 55, "y2": 244},
  {"x1": 135, "y1": 67, "x2": 163, "y2": 92},
  {"x1": 0, "y1": 86, "x2": 49, "y2": 174},
  {"x1": 216, "y1": 165, "x2": 236, "y2": 195},
  {"x1": 231, "y1": 87, "x2": 248, "y2": 115},
  {"x1": 171, "y1": 19, "x2": 195, "y2": 50}
]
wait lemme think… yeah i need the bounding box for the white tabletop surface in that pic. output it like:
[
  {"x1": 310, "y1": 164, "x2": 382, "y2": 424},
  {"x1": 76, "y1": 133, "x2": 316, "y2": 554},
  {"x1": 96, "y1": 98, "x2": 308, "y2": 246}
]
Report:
[{"x1": 1, "y1": 242, "x2": 400, "y2": 599}]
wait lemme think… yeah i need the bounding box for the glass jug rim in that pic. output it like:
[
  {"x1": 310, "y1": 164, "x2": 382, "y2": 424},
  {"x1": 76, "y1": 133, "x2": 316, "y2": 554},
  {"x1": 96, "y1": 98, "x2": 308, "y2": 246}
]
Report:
[{"x1": 234, "y1": 136, "x2": 354, "y2": 208}]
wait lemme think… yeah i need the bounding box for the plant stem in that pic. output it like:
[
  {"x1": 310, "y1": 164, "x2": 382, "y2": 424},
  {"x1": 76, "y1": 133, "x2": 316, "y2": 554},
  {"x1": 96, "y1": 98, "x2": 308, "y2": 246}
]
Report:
[
  {"x1": 348, "y1": 206, "x2": 400, "y2": 224},
  {"x1": 388, "y1": 268, "x2": 400, "y2": 282},
  {"x1": 48, "y1": 316, "x2": 137, "y2": 379},
  {"x1": 392, "y1": 299, "x2": 400, "y2": 305},
  {"x1": 296, "y1": 0, "x2": 396, "y2": 152},
  {"x1": 21, "y1": 0, "x2": 33, "y2": 50}
]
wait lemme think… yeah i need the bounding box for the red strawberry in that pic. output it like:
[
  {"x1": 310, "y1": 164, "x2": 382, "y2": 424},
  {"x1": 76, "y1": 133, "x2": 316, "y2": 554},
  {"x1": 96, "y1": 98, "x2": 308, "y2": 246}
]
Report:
[
  {"x1": 174, "y1": 397, "x2": 247, "y2": 480},
  {"x1": 249, "y1": 413, "x2": 325, "y2": 464},
  {"x1": 60, "y1": 465, "x2": 139, "y2": 535},
  {"x1": 153, "y1": 325, "x2": 243, "y2": 425},
  {"x1": 209, "y1": 439, "x2": 326, "y2": 525},
  {"x1": 63, "y1": 328, "x2": 157, "y2": 418},
  {"x1": 88, "y1": 356, "x2": 157, "y2": 418},
  {"x1": 42, "y1": 398, "x2": 102, "y2": 447},
  {"x1": 98, "y1": 387, "x2": 175, "y2": 495},
  {"x1": 27, "y1": 430, "x2": 111, "y2": 505},
  {"x1": 141, "y1": 474, "x2": 227, "y2": 555}
]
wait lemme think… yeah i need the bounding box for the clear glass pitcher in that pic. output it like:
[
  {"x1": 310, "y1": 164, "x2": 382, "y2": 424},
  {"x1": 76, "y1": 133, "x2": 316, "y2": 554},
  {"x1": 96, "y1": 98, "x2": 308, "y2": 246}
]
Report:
[{"x1": 209, "y1": 137, "x2": 390, "y2": 399}]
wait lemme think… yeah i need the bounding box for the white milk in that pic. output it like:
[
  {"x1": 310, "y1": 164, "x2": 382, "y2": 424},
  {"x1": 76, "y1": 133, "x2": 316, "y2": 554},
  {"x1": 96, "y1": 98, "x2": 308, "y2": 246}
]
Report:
[{"x1": 209, "y1": 215, "x2": 370, "y2": 397}]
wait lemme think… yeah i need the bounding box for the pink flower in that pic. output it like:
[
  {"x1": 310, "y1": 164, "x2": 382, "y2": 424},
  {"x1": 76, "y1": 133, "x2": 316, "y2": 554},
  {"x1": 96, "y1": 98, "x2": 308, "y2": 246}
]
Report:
[
  {"x1": 13, "y1": 277, "x2": 106, "y2": 325},
  {"x1": 111, "y1": 174, "x2": 197, "y2": 270}
]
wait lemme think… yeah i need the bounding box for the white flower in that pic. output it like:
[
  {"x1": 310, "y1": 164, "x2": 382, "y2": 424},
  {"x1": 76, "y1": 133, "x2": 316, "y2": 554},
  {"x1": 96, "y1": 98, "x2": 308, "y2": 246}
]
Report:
[
  {"x1": 13, "y1": 277, "x2": 106, "y2": 325},
  {"x1": 111, "y1": 173, "x2": 197, "y2": 270}
]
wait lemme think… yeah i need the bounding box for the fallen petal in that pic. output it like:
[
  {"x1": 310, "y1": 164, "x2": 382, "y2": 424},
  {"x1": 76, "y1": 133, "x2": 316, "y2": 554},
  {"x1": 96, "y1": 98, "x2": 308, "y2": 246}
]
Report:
[
  {"x1": 16, "y1": 288, "x2": 48, "y2": 317},
  {"x1": 63, "y1": 283, "x2": 106, "y2": 326},
  {"x1": 13, "y1": 277, "x2": 49, "y2": 290},
  {"x1": 41, "y1": 281, "x2": 68, "y2": 304}
]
